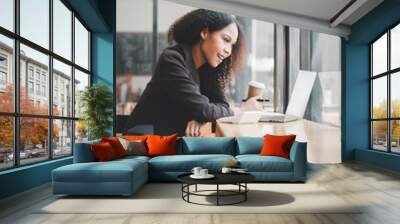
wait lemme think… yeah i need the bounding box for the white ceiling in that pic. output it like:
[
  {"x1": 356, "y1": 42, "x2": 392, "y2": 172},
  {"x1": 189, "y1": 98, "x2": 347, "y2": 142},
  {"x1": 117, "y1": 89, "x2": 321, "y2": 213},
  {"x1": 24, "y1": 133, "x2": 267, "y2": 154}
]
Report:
[
  {"x1": 224, "y1": 0, "x2": 383, "y2": 26},
  {"x1": 167, "y1": 0, "x2": 384, "y2": 37},
  {"x1": 226, "y1": 0, "x2": 352, "y2": 23}
]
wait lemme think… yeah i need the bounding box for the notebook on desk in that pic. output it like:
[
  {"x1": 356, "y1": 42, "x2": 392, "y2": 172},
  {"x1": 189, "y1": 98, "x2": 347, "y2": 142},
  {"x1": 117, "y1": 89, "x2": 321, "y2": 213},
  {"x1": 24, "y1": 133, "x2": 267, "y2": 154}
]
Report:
[
  {"x1": 259, "y1": 70, "x2": 317, "y2": 123},
  {"x1": 219, "y1": 111, "x2": 263, "y2": 124}
]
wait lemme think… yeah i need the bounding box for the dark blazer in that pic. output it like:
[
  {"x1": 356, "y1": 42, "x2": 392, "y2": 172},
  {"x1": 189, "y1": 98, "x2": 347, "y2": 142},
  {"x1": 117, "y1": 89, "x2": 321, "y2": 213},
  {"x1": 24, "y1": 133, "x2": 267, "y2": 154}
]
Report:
[{"x1": 125, "y1": 44, "x2": 233, "y2": 136}]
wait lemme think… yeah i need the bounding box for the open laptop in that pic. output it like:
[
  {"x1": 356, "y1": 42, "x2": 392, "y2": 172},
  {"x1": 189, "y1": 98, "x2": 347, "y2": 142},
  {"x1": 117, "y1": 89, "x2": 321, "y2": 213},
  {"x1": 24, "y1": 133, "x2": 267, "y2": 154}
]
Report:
[
  {"x1": 218, "y1": 111, "x2": 263, "y2": 124},
  {"x1": 259, "y1": 70, "x2": 317, "y2": 122}
]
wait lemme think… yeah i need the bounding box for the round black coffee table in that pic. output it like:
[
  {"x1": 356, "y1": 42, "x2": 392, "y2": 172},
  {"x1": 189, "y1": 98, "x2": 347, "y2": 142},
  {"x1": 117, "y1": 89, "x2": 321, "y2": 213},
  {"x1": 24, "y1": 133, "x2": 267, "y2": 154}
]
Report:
[{"x1": 177, "y1": 173, "x2": 255, "y2": 206}]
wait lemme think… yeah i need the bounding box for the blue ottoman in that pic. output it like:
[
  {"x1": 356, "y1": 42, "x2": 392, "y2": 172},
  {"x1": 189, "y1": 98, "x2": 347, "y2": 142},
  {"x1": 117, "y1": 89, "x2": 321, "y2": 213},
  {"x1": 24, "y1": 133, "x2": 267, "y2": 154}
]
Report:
[{"x1": 52, "y1": 156, "x2": 148, "y2": 196}]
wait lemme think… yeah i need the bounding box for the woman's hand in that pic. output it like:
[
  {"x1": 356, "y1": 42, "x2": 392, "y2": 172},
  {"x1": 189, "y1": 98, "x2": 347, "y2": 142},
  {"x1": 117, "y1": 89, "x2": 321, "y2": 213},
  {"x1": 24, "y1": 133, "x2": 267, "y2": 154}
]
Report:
[
  {"x1": 239, "y1": 96, "x2": 263, "y2": 111},
  {"x1": 185, "y1": 120, "x2": 206, "y2": 137}
]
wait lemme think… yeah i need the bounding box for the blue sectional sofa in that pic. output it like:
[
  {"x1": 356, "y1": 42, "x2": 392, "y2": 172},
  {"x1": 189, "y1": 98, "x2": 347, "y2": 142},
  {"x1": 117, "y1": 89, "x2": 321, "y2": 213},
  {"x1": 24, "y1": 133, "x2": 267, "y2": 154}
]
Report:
[{"x1": 52, "y1": 137, "x2": 307, "y2": 196}]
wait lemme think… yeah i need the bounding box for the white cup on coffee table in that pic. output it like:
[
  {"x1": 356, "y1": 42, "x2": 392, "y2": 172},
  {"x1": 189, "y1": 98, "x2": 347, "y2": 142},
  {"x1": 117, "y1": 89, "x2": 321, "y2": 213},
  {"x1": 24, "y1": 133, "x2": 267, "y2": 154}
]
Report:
[
  {"x1": 191, "y1": 167, "x2": 202, "y2": 176},
  {"x1": 199, "y1": 169, "x2": 208, "y2": 176},
  {"x1": 221, "y1": 167, "x2": 232, "y2": 174}
]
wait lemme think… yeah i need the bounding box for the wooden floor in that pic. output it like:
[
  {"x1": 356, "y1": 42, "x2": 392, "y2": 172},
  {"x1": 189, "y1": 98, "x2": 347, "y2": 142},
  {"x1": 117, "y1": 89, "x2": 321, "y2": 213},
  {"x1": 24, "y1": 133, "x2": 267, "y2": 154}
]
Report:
[{"x1": 1, "y1": 162, "x2": 400, "y2": 224}]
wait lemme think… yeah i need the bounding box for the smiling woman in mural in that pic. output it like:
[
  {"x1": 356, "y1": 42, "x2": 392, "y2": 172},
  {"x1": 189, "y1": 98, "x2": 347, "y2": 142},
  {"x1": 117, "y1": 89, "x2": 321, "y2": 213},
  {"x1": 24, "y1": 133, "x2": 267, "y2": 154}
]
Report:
[{"x1": 126, "y1": 9, "x2": 261, "y2": 136}]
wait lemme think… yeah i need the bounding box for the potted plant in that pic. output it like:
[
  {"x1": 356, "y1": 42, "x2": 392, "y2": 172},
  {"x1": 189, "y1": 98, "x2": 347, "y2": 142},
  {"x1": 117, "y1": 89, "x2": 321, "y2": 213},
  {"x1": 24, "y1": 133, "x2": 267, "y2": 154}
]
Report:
[{"x1": 79, "y1": 84, "x2": 113, "y2": 140}]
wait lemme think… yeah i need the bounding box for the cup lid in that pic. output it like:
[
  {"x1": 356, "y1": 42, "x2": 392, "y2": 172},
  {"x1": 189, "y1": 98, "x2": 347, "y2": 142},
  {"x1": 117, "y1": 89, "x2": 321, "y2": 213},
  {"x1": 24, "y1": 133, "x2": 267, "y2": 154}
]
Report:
[{"x1": 248, "y1": 81, "x2": 265, "y2": 89}]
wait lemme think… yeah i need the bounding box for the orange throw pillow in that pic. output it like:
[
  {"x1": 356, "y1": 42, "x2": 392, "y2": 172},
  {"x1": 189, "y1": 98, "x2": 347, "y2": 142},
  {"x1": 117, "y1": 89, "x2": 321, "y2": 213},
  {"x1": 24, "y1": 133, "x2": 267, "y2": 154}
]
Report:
[
  {"x1": 101, "y1": 137, "x2": 127, "y2": 158},
  {"x1": 91, "y1": 142, "x2": 117, "y2": 161},
  {"x1": 123, "y1": 135, "x2": 148, "y2": 141},
  {"x1": 260, "y1": 134, "x2": 296, "y2": 159},
  {"x1": 146, "y1": 134, "x2": 178, "y2": 157}
]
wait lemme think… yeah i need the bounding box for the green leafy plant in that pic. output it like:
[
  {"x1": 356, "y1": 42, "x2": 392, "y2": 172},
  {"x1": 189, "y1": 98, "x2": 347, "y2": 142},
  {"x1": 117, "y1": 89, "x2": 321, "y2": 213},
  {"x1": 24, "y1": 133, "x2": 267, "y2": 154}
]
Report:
[{"x1": 79, "y1": 84, "x2": 113, "y2": 140}]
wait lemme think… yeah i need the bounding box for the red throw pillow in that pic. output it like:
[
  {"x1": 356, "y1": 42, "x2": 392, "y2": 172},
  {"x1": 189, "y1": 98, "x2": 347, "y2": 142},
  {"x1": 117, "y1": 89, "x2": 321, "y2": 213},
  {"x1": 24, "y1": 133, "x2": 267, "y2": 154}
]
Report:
[
  {"x1": 146, "y1": 134, "x2": 178, "y2": 157},
  {"x1": 260, "y1": 134, "x2": 296, "y2": 159},
  {"x1": 123, "y1": 135, "x2": 148, "y2": 141},
  {"x1": 101, "y1": 137, "x2": 127, "y2": 158},
  {"x1": 91, "y1": 142, "x2": 117, "y2": 161}
]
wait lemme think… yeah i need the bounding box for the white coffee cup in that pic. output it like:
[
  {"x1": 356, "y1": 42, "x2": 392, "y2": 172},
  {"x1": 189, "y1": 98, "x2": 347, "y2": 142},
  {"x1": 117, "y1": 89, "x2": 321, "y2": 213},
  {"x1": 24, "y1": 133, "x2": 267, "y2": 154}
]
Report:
[
  {"x1": 247, "y1": 81, "x2": 266, "y2": 100},
  {"x1": 191, "y1": 167, "x2": 202, "y2": 176},
  {"x1": 199, "y1": 169, "x2": 208, "y2": 176},
  {"x1": 221, "y1": 167, "x2": 232, "y2": 174}
]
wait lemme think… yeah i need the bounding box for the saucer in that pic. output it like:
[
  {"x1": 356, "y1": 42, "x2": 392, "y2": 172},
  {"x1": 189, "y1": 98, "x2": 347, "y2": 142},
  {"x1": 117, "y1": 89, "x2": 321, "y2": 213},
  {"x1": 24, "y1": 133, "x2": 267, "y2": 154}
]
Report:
[{"x1": 190, "y1": 174, "x2": 215, "y2": 179}]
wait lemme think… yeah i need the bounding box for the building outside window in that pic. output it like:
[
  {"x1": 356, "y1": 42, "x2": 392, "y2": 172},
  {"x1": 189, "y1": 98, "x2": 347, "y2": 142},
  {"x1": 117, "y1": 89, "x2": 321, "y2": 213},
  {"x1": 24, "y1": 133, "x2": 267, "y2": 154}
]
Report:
[
  {"x1": 0, "y1": 54, "x2": 7, "y2": 90},
  {"x1": 41, "y1": 73, "x2": 46, "y2": 83},
  {"x1": 28, "y1": 67, "x2": 34, "y2": 80},
  {"x1": 35, "y1": 83, "x2": 40, "y2": 95},
  {"x1": 0, "y1": 71, "x2": 6, "y2": 83},
  {"x1": 0, "y1": 54, "x2": 7, "y2": 67},
  {"x1": 28, "y1": 81, "x2": 34, "y2": 94},
  {"x1": 41, "y1": 85, "x2": 46, "y2": 97},
  {"x1": 35, "y1": 70, "x2": 40, "y2": 81}
]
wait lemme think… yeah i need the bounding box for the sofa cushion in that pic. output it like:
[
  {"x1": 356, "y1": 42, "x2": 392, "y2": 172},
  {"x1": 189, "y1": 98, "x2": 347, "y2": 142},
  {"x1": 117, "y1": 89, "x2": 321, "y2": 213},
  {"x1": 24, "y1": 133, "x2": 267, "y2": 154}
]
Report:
[
  {"x1": 178, "y1": 137, "x2": 236, "y2": 155},
  {"x1": 260, "y1": 134, "x2": 296, "y2": 159},
  {"x1": 236, "y1": 155, "x2": 293, "y2": 172},
  {"x1": 91, "y1": 142, "x2": 118, "y2": 161},
  {"x1": 235, "y1": 137, "x2": 263, "y2": 155},
  {"x1": 147, "y1": 134, "x2": 178, "y2": 157},
  {"x1": 53, "y1": 158, "x2": 147, "y2": 183},
  {"x1": 118, "y1": 137, "x2": 147, "y2": 156},
  {"x1": 115, "y1": 155, "x2": 150, "y2": 163},
  {"x1": 74, "y1": 139, "x2": 101, "y2": 163},
  {"x1": 101, "y1": 137, "x2": 127, "y2": 158},
  {"x1": 148, "y1": 154, "x2": 235, "y2": 172}
]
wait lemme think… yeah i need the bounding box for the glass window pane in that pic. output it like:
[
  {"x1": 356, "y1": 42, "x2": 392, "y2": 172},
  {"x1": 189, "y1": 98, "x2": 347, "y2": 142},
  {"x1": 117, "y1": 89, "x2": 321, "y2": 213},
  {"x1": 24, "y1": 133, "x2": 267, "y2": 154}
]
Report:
[
  {"x1": 372, "y1": 121, "x2": 388, "y2": 151},
  {"x1": 20, "y1": 44, "x2": 49, "y2": 115},
  {"x1": 227, "y1": 18, "x2": 275, "y2": 106},
  {"x1": 53, "y1": 0, "x2": 72, "y2": 60},
  {"x1": 116, "y1": 0, "x2": 153, "y2": 116},
  {"x1": 372, "y1": 33, "x2": 387, "y2": 76},
  {"x1": 392, "y1": 120, "x2": 400, "y2": 153},
  {"x1": 75, "y1": 120, "x2": 88, "y2": 143},
  {"x1": 53, "y1": 59, "x2": 72, "y2": 117},
  {"x1": 391, "y1": 24, "x2": 400, "y2": 70},
  {"x1": 20, "y1": 117, "x2": 49, "y2": 165},
  {"x1": 75, "y1": 18, "x2": 89, "y2": 70},
  {"x1": 0, "y1": 116, "x2": 14, "y2": 170},
  {"x1": 0, "y1": 34, "x2": 14, "y2": 112},
  {"x1": 20, "y1": 0, "x2": 49, "y2": 49},
  {"x1": 0, "y1": 0, "x2": 14, "y2": 31},
  {"x1": 157, "y1": 0, "x2": 194, "y2": 56},
  {"x1": 53, "y1": 119, "x2": 72, "y2": 158},
  {"x1": 391, "y1": 72, "x2": 400, "y2": 118},
  {"x1": 74, "y1": 69, "x2": 89, "y2": 118},
  {"x1": 310, "y1": 32, "x2": 342, "y2": 126},
  {"x1": 289, "y1": 27, "x2": 300, "y2": 96},
  {"x1": 372, "y1": 76, "x2": 387, "y2": 119}
]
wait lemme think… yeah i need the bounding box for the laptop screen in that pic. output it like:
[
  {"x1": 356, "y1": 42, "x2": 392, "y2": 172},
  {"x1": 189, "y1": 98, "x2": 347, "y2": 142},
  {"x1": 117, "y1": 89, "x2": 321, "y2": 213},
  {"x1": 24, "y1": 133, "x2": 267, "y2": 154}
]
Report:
[{"x1": 285, "y1": 70, "x2": 317, "y2": 117}]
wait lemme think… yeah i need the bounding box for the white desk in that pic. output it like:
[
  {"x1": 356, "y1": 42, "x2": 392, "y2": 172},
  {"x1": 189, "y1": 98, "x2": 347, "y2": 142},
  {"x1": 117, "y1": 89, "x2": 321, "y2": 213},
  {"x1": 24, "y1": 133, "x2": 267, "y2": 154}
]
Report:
[{"x1": 216, "y1": 119, "x2": 341, "y2": 164}]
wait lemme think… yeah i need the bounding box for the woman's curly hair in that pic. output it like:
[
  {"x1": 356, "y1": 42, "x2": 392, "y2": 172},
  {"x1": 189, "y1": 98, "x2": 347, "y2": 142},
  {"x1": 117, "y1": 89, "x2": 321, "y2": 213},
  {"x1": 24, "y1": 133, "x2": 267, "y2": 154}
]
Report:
[{"x1": 167, "y1": 9, "x2": 246, "y2": 90}]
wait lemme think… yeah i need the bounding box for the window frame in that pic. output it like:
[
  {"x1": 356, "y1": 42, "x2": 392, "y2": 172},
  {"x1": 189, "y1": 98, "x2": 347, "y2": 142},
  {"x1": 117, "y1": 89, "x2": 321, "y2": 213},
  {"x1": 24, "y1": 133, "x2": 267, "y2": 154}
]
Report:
[
  {"x1": 370, "y1": 20, "x2": 400, "y2": 154},
  {"x1": 0, "y1": 0, "x2": 92, "y2": 171}
]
